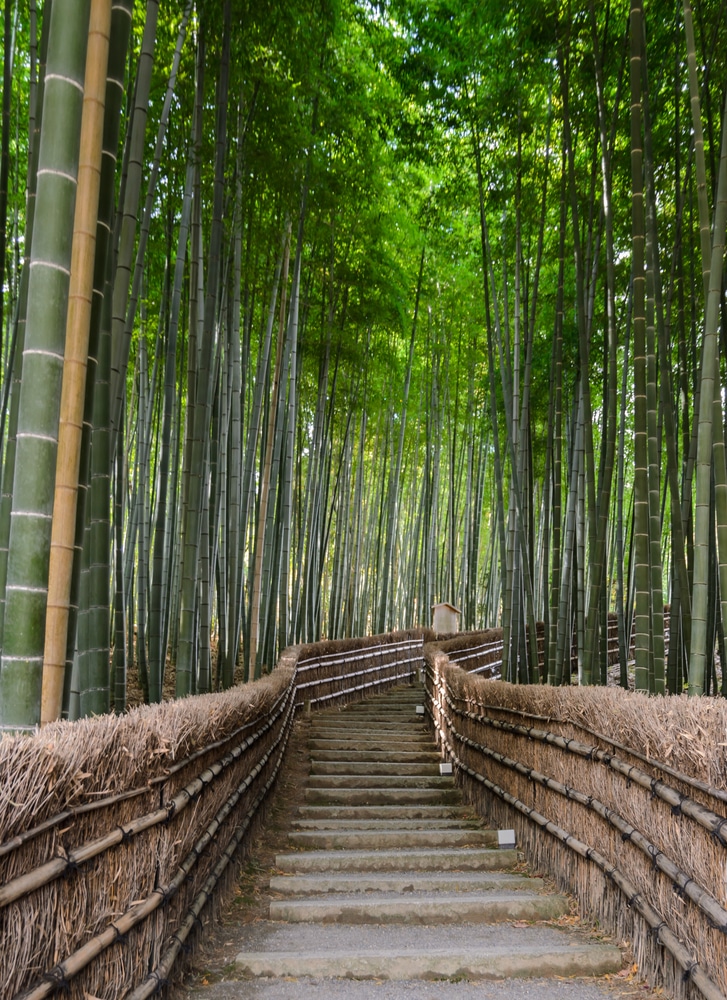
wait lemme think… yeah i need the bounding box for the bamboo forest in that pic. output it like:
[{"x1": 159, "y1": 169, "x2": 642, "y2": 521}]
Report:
[{"x1": 1, "y1": 0, "x2": 727, "y2": 732}]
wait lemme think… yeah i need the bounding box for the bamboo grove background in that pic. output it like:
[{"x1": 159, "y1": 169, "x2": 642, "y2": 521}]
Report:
[{"x1": 2, "y1": 0, "x2": 727, "y2": 728}]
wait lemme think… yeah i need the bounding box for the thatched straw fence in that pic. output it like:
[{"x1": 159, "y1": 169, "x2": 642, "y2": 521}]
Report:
[
  {"x1": 426, "y1": 642, "x2": 727, "y2": 1000},
  {"x1": 0, "y1": 629, "x2": 425, "y2": 1000}
]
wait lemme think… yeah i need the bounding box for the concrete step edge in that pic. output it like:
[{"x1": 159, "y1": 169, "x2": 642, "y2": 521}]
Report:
[
  {"x1": 297, "y1": 805, "x2": 473, "y2": 818},
  {"x1": 235, "y1": 944, "x2": 623, "y2": 981},
  {"x1": 268, "y1": 891, "x2": 569, "y2": 923},
  {"x1": 275, "y1": 847, "x2": 518, "y2": 872},
  {"x1": 306, "y1": 776, "x2": 453, "y2": 787},
  {"x1": 269, "y1": 872, "x2": 544, "y2": 894},
  {"x1": 287, "y1": 831, "x2": 498, "y2": 849},
  {"x1": 291, "y1": 818, "x2": 484, "y2": 830}
]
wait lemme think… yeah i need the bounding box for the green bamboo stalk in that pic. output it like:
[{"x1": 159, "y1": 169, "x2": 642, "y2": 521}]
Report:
[
  {"x1": 0, "y1": 1, "x2": 49, "y2": 647},
  {"x1": 108, "y1": 0, "x2": 159, "y2": 444},
  {"x1": 689, "y1": 88, "x2": 727, "y2": 695},
  {"x1": 629, "y1": 0, "x2": 652, "y2": 693},
  {"x1": 176, "y1": 3, "x2": 231, "y2": 696},
  {"x1": 69, "y1": 0, "x2": 132, "y2": 719},
  {"x1": 548, "y1": 155, "x2": 567, "y2": 685},
  {"x1": 0, "y1": 0, "x2": 90, "y2": 731},
  {"x1": 378, "y1": 246, "x2": 424, "y2": 633}
]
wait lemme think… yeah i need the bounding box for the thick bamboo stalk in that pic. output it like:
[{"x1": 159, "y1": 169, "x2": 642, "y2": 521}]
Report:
[
  {"x1": 41, "y1": 0, "x2": 111, "y2": 724},
  {"x1": 0, "y1": 0, "x2": 91, "y2": 732}
]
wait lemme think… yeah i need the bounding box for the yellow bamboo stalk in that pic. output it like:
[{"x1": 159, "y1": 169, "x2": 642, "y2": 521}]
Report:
[{"x1": 41, "y1": 0, "x2": 112, "y2": 723}]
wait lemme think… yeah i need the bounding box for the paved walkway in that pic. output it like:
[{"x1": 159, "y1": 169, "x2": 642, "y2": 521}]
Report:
[{"x1": 180, "y1": 684, "x2": 666, "y2": 999}]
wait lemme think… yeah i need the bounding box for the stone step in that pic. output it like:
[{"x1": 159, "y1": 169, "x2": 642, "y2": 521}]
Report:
[
  {"x1": 234, "y1": 923, "x2": 622, "y2": 981},
  {"x1": 309, "y1": 738, "x2": 433, "y2": 752},
  {"x1": 296, "y1": 803, "x2": 472, "y2": 820},
  {"x1": 345, "y1": 692, "x2": 422, "y2": 699},
  {"x1": 310, "y1": 719, "x2": 432, "y2": 746},
  {"x1": 309, "y1": 760, "x2": 441, "y2": 776},
  {"x1": 339, "y1": 709, "x2": 423, "y2": 717},
  {"x1": 269, "y1": 870, "x2": 543, "y2": 895},
  {"x1": 333, "y1": 711, "x2": 425, "y2": 720},
  {"x1": 310, "y1": 748, "x2": 440, "y2": 763},
  {"x1": 287, "y1": 828, "x2": 497, "y2": 850},
  {"x1": 269, "y1": 890, "x2": 569, "y2": 924},
  {"x1": 275, "y1": 847, "x2": 516, "y2": 872},
  {"x1": 291, "y1": 817, "x2": 482, "y2": 830},
  {"x1": 339, "y1": 702, "x2": 424, "y2": 711},
  {"x1": 308, "y1": 729, "x2": 434, "y2": 752},
  {"x1": 306, "y1": 773, "x2": 452, "y2": 789},
  {"x1": 304, "y1": 786, "x2": 462, "y2": 805}
]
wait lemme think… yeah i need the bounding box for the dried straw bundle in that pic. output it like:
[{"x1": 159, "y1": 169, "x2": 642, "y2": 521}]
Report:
[
  {"x1": 0, "y1": 667, "x2": 294, "y2": 999},
  {"x1": 446, "y1": 669, "x2": 727, "y2": 790},
  {"x1": 427, "y1": 650, "x2": 727, "y2": 1000}
]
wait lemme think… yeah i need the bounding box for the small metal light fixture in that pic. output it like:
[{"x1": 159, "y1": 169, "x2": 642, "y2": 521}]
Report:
[
  {"x1": 498, "y1": 829, "x2": 516, "y2": 849},
  {"x1": 439, "y1": 761, "x2": 453, "y2": 775},
  {"x1": 415, "y1": 705, "x2": 425, "y2": 715}
]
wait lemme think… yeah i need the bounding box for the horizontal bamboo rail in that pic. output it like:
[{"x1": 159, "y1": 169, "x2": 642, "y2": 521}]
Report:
[{"x1": 480, "y1": 700, "x2": 727, "y2": 806}]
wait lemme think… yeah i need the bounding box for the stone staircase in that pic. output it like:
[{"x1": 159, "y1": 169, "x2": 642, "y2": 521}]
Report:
[{"x1": 230, "y1": 683, "x2": 622, "y2": 987}]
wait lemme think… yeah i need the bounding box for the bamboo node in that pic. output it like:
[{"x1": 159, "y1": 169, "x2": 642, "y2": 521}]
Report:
[
  {"x1": 61, "y1": 857, "x2": 79, "y2": 879},
  {"x1": 112, "y1": 923, "x2": 127, "y2": 946},
  {"x1": 649, "y1": 920, "x2": 668, "y2": 941},
  {"x1": 141, "y1": 970, "x2": 167, "y2": 996}
]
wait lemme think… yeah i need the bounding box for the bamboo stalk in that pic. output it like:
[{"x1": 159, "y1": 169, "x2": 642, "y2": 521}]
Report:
[{"x1": 41, "y1": 0, "x2": 111, "y2": 723}]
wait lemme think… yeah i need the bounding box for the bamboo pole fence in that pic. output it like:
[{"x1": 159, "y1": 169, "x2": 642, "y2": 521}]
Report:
[
  {"x1": 0, "y1": 629, "x2": 426, "y2": 999},
  {"x1": 438, "y1": 610, "x2": 671, "y2": 679},
  {"x1": 425, "y1": 640, "x2": 727, "y2": 1000}
]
